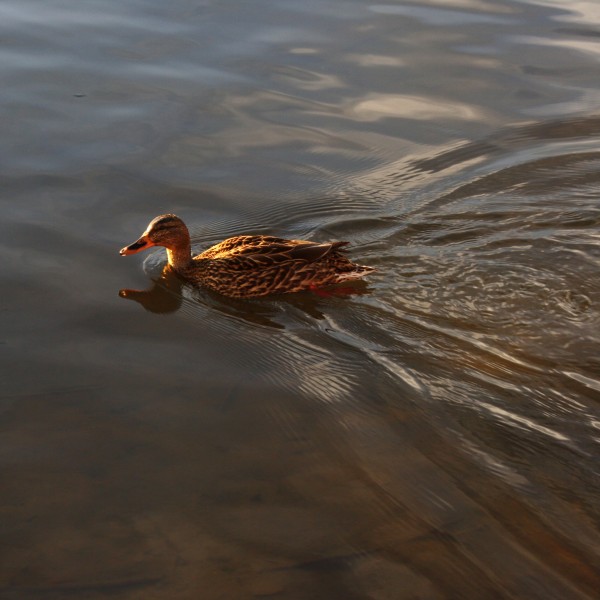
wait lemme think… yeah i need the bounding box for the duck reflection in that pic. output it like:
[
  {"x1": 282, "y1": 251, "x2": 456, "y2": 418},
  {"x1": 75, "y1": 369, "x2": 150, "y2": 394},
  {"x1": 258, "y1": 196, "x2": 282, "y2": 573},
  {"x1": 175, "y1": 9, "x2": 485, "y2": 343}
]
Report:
[
  {"x1": 119, "y1": 267, "x2": 184, "y2": 314},
  {"x1": 119, "y1": 266, "x2": 371, "y2": 329}
]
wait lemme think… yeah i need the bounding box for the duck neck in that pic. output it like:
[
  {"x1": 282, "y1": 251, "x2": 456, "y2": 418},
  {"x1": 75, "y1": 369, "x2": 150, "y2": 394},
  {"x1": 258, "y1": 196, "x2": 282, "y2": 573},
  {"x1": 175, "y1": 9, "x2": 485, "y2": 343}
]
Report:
[{"x1": 166, "y1": 241, "x2": 192, "y2": 271}]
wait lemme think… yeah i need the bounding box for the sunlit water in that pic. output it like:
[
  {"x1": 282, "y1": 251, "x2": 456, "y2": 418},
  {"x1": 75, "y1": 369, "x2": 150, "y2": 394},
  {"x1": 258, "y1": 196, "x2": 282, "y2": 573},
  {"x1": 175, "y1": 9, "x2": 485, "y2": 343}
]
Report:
[{"x1": 1, "y1": 0, "x2": 599, "y2": 598}]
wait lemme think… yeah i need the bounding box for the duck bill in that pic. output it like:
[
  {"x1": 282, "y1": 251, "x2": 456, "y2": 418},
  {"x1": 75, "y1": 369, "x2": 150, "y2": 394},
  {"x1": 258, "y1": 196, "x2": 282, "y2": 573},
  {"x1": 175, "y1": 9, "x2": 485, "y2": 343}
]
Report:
[{"x1": 120, "y1": 235, "x2": 155, "y2": 256}]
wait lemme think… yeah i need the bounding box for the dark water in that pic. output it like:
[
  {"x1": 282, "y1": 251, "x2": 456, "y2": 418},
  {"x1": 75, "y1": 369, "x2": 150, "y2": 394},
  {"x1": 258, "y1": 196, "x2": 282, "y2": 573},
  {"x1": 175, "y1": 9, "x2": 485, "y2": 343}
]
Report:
[{"x1": 2, "y1": 0, "x2": 599, "y2": 598}]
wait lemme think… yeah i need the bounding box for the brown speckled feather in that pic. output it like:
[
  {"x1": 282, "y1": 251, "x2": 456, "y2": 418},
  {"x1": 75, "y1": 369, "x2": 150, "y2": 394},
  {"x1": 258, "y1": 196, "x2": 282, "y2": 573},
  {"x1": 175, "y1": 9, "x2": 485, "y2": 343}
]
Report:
[{"x1": 185, "y1": 235, "x2": 372, "y2": 298}]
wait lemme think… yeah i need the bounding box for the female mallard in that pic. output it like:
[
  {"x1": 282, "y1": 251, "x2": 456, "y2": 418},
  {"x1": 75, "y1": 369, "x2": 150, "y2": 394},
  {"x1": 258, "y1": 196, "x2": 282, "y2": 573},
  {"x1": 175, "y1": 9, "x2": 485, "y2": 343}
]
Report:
[{"x1": 120, "y1": 214, "x2": 375, "y2": 298}]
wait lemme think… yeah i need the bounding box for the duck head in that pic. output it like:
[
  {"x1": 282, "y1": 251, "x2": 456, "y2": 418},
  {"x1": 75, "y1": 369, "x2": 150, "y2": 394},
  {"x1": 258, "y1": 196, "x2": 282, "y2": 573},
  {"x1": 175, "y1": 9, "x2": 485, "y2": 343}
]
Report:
[{"x1": 120, "y1": 214, "x2": 190, "y2": 256}]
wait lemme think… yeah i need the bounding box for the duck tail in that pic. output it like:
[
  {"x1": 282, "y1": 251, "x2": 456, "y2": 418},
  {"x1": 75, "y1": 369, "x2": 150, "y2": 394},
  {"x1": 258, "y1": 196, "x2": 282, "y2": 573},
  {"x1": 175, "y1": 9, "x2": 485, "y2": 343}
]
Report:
[{"x1": 336, "y1": 264, "x2": 376, "y2": 282}]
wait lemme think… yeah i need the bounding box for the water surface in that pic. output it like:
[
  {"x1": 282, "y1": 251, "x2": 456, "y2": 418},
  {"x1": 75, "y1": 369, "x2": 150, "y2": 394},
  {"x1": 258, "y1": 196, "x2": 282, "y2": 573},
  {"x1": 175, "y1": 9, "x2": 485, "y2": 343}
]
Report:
[{"x1": 1, "y1": 0, "x2": 599, "y2": 598}]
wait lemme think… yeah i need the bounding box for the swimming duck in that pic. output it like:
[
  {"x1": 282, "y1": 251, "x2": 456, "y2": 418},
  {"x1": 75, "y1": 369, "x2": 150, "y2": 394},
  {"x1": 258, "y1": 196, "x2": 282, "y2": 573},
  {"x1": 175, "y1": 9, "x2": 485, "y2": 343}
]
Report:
[{"x1": 120, "y1": 214, "x2": 375, "y2": 298}]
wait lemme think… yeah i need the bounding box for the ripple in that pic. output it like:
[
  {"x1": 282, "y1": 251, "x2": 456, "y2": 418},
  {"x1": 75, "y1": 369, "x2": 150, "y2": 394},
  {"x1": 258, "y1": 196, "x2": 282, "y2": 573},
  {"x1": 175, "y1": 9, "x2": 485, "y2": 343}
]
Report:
[
  {"x1": 4, "y1": 0, "x2": 600, "y2": 597},
  {"x1": 351, "y1": 93, "x2": 488, "y2": 122}
]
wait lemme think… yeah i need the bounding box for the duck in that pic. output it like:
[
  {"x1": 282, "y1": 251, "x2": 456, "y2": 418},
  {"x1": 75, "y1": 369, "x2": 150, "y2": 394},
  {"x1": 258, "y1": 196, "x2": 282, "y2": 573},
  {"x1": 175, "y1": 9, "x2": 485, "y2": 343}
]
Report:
[{"x1": 120, "y1": 214, "x2": 375, "y2": 298}]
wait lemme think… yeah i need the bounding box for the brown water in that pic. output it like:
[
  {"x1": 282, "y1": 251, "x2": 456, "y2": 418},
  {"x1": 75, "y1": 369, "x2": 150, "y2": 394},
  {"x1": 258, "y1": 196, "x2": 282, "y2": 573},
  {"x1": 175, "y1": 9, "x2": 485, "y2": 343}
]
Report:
[{"x1": 2, "y1": 0, "x2": 599, "y2": 598}]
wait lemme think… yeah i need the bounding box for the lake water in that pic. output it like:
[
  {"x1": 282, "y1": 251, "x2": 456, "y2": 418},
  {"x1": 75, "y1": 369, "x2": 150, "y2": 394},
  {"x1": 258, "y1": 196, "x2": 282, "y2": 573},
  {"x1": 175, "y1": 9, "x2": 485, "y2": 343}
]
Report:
[{"x1": 1, "y1": 0, "x2": 599, "y2": 598}]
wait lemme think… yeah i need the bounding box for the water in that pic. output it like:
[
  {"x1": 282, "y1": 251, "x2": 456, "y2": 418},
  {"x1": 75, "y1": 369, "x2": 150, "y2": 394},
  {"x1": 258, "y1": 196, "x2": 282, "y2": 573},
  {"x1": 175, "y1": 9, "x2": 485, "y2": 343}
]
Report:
[{"x1": 1, "y1": 0, "x2": 599, "y2": 598}]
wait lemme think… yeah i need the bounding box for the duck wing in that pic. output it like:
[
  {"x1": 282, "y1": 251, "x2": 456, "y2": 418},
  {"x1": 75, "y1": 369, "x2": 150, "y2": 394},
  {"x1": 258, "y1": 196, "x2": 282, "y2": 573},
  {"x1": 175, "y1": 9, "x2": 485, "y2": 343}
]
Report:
[
  {"x1": 198, "y1": 236, "x2": 348, "y2": 262},
  {"x1": 197, "y1": 235, "x2": 290, "y2": 259},
  {"x1": 287, "y1": 241, "x2": 349, "y2": 262}
]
